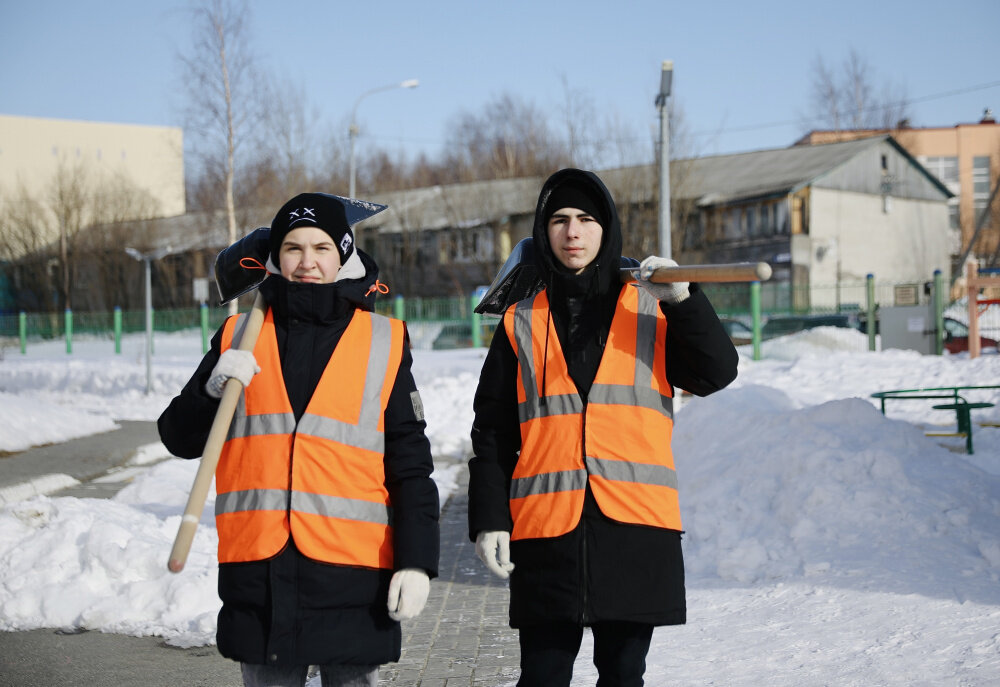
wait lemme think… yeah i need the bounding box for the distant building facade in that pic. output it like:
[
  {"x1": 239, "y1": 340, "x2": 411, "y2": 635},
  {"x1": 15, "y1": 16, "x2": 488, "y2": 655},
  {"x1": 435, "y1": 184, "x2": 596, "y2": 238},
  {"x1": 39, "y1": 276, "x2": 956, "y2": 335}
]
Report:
[
  {"x1": 0, "y1": 114, "x2": 185, "y2": 247},
  {"x1": 40, "y1": 136, "x2": 951, "y2": 316},
  {"x1": 358, "y1": 136, "x2": 952, "y2": 312},
  {"x1": 0, "y1": 114, "x2": 185, "y2": 311},
  {"x1": 673, "y1": 136, "x2": 952, "y2": 311},
  {"x1": 795, "y1": 109, "x2": 1000, "y2": 270}
]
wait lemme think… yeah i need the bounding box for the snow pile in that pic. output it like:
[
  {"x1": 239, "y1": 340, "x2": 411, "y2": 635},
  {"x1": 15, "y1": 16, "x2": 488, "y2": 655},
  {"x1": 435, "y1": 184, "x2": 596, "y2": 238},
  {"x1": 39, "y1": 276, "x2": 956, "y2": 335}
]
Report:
[{"x1": 676, "y1": 386, "x2": 1000, "y2": 595}]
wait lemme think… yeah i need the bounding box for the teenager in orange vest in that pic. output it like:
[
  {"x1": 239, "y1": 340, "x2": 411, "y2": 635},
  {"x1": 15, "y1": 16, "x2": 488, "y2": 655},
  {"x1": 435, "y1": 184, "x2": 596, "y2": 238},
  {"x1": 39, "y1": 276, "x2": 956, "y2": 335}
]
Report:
[
  {"x1": 159, "y1": 192, "x2": 439, "y2": 687},
  {"x1": 468, "y1": 169, "x2": 738, "y2": 687}
]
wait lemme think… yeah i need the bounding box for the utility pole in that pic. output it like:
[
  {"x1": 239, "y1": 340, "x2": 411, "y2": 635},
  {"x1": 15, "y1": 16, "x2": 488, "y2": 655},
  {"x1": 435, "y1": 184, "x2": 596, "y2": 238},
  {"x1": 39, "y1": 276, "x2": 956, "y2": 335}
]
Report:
[{"x1": 656, "y1": 60, "x2": 674, "y2": 258}]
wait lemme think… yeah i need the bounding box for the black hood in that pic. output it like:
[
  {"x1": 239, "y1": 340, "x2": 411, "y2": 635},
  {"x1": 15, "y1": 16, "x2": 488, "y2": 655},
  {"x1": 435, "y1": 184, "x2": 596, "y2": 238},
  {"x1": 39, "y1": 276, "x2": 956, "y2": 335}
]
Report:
[{"x1": 531, "y1": 168, "x2": 623, "y2": 298}]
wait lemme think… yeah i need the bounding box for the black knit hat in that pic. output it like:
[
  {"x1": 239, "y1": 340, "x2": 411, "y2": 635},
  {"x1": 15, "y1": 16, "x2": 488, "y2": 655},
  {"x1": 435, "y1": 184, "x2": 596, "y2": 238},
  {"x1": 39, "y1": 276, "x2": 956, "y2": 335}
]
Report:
[
  {"x1": 543, "y1": 180, "x2": 608, "y2": 228},
  {"x1": 269, "y1": 193, "x2": 354, "y2": 265}
]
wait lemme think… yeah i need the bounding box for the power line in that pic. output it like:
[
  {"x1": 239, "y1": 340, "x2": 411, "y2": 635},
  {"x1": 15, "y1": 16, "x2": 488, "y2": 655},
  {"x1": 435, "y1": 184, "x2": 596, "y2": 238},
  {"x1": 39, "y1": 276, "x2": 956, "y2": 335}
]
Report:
[
  {"x1": 691, "y1": 80, "x2": 1000, "y2": 139},
  {"x1": 359, "y1": 79, "x2": 1000, "y2": 153}
]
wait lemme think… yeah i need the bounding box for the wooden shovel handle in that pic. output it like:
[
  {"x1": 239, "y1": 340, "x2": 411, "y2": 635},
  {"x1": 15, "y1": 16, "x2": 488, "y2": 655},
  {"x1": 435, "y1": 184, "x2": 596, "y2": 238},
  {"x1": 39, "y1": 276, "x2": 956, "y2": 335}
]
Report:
[
  {"x1": 168, "y1": 291, "x2": 267, "y2": 573},
  {"x1": 622, "y1": 261, "x2": 772, "y2": 283}
]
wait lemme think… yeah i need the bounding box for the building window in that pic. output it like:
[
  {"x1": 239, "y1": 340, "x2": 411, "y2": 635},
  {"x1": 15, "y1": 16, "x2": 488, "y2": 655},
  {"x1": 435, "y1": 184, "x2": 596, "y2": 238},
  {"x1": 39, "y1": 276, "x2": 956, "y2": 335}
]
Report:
[
  {"x1": 775, "y1": 202, "x2": 790, "y2": 235},
  {"x1": 973, "y1": 156, "x2": 991, "y2": 228},
  {"x1": 724, "y1": 208, "x2": 741, "y2": 241},
  {"x1": 948, "y1": 200, "x2": 960, "y2": 230},
  {"x1": 439, "y1": 226, "x2": 493, "y2": 264},
  {"x1": 920, "y1": 156, "x2": 959, "y2": 189},
  {"x1": 759, "y1": 204, "x2": 771, "y2": 236}
]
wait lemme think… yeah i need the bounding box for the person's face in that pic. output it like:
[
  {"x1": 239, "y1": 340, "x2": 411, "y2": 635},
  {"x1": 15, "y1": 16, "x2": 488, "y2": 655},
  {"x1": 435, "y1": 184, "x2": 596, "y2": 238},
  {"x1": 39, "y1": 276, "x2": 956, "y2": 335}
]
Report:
[
  {"x1": 278, "y1": 226, "x2": 342, "y2": 284},
  {"x1": 547, "y1": 207, "x2": 603, "y2": 273}
]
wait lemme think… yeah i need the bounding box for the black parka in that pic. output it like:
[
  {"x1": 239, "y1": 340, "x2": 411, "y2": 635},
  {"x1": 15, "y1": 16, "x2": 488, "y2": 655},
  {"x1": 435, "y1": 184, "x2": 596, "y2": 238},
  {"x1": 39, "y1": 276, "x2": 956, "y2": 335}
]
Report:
[
  {"x1": 158, "y1": 250, "x2": 439, "y2": 666},
  {"x1": 467, "y1": 169, "x2": 738, "y2": 628}
]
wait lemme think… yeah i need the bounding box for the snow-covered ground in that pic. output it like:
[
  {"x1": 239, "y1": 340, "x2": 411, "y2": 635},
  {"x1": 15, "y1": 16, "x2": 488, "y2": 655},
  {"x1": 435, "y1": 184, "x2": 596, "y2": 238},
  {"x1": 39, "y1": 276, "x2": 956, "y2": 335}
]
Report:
[{"x1": 0, "y1": 327, "x2": 998, "y2": 685}]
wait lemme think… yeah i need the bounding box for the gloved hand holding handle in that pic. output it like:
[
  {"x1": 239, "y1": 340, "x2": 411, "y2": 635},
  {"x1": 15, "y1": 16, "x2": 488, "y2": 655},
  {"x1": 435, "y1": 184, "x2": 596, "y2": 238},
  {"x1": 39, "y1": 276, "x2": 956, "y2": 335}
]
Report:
[
  {"x1": 205, "y1": 349, "x2": 261, "y2": 398},
  {"x1": 636, "y1": 255, "x2": 691, "y2": 304}
]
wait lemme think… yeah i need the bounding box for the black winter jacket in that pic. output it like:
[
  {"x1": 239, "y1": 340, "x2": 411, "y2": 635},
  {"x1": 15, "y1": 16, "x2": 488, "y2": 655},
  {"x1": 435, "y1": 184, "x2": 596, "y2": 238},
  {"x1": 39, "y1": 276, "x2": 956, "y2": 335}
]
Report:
[
  {"x1": 158, "y1": 251, "x2": 439, "y2": 666},
  {"x1": 467, "y1": 169, "x2": 738, "y2": 628}
]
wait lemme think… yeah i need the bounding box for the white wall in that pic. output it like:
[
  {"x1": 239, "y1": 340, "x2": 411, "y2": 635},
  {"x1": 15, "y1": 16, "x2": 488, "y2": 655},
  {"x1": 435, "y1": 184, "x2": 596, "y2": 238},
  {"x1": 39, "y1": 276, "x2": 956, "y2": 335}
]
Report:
[{"x1": 807, "y1": 188, "x2": 950, "y2": 307}]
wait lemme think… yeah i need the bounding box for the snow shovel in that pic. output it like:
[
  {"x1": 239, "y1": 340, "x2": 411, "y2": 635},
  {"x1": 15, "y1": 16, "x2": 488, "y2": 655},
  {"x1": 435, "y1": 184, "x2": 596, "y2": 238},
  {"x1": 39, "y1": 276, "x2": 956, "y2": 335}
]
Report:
[
  {"x1": 167, "y1": 227, "x2": 270, "y2": 573},
  {"x1": 474, "y1": 237, "x2": 772, "y2": 315},
  {"x1": 167, "y1": 195, "x2": 389, "y2": 573}
]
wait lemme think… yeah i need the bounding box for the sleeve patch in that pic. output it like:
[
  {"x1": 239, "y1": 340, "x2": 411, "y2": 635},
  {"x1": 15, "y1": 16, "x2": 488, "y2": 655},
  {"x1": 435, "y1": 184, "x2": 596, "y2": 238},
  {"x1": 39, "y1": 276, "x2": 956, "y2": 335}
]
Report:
[{"x1": 410, "y1": 390, "x2": 425, "y2": 421}]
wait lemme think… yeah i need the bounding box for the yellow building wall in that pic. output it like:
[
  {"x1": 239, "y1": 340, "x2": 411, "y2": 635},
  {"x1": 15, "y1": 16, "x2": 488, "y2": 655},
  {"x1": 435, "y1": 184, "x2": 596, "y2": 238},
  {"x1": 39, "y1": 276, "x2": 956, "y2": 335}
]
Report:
[{"x1": 0, "y1": 114, "x2": 185, "y2": 223}]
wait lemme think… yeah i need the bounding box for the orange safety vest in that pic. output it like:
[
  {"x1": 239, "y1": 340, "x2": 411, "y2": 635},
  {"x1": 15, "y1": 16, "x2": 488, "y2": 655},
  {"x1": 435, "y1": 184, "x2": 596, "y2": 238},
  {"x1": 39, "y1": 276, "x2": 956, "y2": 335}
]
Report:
[
  {"x1": 503, "y1": 285, "x2": 679, "y2": 541},
  {"x1": 214, "y1": 307, "x2": 404, "y2": 569}
]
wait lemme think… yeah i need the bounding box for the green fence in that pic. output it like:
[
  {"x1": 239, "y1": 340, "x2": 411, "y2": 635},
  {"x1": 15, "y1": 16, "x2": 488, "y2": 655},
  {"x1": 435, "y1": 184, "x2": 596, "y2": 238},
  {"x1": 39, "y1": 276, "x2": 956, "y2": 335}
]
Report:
[
  {"x1": 0, "y1": 278, "x2": 953, "y2": 358},
  {"x1": 700, "y1": 279, "x2": 904, "y2": 318},
  {"x1": 0, "y1": 296, "x2": 501, "y2": 354}
]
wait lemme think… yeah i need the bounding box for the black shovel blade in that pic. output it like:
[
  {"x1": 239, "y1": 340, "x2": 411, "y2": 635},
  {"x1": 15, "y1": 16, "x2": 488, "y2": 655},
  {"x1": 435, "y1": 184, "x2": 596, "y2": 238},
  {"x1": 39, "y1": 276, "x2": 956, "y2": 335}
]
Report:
[
  {"x1": 474, "y1": 238, "x2": 544, "y2": 315},
  {"x1": 215, "y1": 227, "x2": 271, "y2": 304}
]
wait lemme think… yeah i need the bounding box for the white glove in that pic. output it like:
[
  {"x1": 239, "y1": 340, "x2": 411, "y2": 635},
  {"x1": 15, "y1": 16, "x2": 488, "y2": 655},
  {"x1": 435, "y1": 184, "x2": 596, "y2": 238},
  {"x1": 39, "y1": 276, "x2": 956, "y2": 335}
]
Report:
[
  {"x1": 205, "y1": 349, "x2": 261, "y2": 398},
  {"x1": 387, "y1": 568, "x2": 430, "y2": 621},
  {"x1": 637, "y1": 256, "x2": 690, "y2": 304},
  {"x1": 475, "y1": 531, "x2": 515, "y2": 579}
]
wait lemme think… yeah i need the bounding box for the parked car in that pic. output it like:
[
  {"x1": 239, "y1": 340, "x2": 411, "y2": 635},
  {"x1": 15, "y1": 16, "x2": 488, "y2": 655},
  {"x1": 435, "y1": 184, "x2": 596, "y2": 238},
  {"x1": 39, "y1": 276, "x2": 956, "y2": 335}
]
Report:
[
  {"x1": 719, "y1": 318, "x2": 754, "y2": 345},
  {"x1": 760, "y1": 313, "x2": 858, "y2": 340},
  {"x1": 942, "y1": 317, "x2": 999, "y2": 354},
  {"x1": 432, "y1": 323, "x2": 473, "y2": 350}
]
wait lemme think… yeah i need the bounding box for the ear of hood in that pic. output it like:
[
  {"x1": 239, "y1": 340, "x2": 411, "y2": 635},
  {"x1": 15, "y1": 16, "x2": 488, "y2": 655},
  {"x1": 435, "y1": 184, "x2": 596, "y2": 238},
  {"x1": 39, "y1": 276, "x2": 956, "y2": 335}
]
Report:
[{"x1": 531, "y1": 168, "x2": 623, "y2": 296}]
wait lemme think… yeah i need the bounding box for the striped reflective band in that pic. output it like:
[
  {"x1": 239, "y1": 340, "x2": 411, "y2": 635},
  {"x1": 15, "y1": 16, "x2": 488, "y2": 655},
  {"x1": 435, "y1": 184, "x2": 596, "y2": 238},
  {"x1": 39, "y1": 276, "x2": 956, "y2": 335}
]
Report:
[
  {"x1": 227, "y1": 313, "x2": 391, "y2": 452},
  {"x1": 216, "y1": 488, "x2": 288, "y2": 515},
  {"x1": 511, "y1": 290, "x2": 672, "y2": 421},
  {"x1": 295, "y1": 414, "x2": 384, "y2": 452},
  {"x1": 511, "y1": 299, "x2": 584, "y2": 422},
  {"x1": 589, "y1": 383, "x2": 673, "y2": 416},
  {"x1": 216, "y1": 488, "x2": 392, "y2": 524},
  {"x1": 585, "y1": 455, "x2": 677, "y2": 490},
  {"x1": 633, "y1": 287, "x2": 659, "y2": 388},
  {"x1": 510, "y1": 468, "x2": 588, "y2": 499},
  {"x1": 291, "y1": 490, "x2": 393, "y2": 525},
  {"x1": 227, "y1": 403, "x2": 296, "y2": 440}
]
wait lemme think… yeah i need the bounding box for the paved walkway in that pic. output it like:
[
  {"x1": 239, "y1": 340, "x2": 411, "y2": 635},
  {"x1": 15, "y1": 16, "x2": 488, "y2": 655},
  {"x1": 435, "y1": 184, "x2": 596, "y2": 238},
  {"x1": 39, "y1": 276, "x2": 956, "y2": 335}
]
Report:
[
  {"x1": 0, "y1": 426, "x2": 522, "y2": 686},
  {"x1": 379, "y1": 468, "x2": 520, "y2": 686}
]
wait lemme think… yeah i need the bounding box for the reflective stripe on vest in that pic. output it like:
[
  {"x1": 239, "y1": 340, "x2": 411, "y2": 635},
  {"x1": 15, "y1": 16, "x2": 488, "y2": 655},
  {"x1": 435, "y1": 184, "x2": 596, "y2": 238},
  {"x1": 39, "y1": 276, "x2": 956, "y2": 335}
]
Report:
[
  {"x1": 504, "y1": 286, "x2": 679, "y2": 540},
  {"x1": 215, "y1": 307, "x2": 402, "y2": 568}
]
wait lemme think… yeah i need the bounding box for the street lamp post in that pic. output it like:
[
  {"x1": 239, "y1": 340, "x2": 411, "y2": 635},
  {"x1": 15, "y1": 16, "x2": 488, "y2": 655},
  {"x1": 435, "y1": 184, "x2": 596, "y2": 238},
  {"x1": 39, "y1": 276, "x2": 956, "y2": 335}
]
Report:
[
  {"x1": 125, "y1": 246, "x2": 174, "y2": 395},
  {"x1": 348, "y1": 78, "x2": 419, "y2": 200},
  {"x1": 656, "y1": 60, "x2": 673, "y2": 259}
]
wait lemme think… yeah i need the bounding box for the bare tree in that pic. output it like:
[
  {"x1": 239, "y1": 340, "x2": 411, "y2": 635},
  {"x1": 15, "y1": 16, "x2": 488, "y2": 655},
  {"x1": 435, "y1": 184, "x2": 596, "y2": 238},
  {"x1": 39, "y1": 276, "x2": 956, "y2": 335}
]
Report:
[
  {"x1": 444, "y1": 93, "x2": 569, "y2": 182},
  {"x1": 0, "y1": 186, "x2": 57, "y2": 311},
  {"x1": 77, "y1": 172, "x2": 161, "y2": 311},
  {"x1": 0, "y1": 163, "x2": 161, "y2": 312},
  {"x1": 254, "y1": 77, "x2": 329, "y2": 203},
  {"x1": 806, "y1": 49, "x2": 911, "y2": 132},
  {"x1": 179, "y1": 0, "x2": 264, "y2": 313}
]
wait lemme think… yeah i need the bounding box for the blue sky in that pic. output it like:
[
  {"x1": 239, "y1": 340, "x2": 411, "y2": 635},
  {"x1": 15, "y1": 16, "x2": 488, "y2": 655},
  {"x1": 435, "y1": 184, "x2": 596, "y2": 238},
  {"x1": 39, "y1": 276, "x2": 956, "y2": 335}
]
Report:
[{"x1": 2, "y1": 0, "x2": 999, "y2": 167}]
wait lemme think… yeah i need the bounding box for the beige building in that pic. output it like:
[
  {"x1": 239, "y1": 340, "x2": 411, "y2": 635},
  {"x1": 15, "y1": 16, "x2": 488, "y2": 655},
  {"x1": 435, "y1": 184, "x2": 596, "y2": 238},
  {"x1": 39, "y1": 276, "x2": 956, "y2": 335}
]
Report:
[
  {"x1": 0, "y1": 114, "x2": 185, "y2": 249},
  {"x1": 795, "y1": 110, "x2": 1000, "y2": 267}
]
